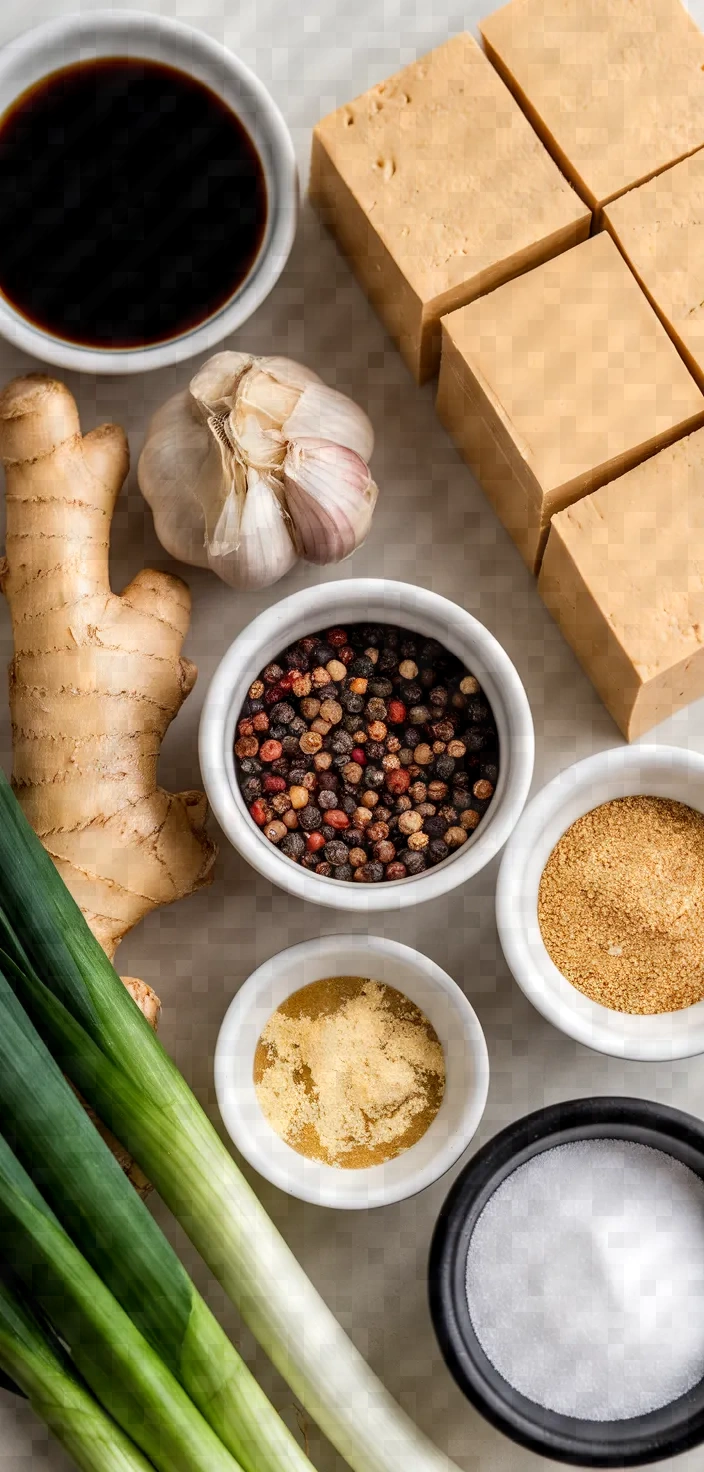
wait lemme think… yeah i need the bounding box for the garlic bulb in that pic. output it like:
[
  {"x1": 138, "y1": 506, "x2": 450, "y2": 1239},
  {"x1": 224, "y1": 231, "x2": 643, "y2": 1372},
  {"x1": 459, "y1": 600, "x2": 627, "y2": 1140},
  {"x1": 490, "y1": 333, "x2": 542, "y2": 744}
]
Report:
[{"x1": 137, "y1": 352, "x2": 377, "y2": 589}]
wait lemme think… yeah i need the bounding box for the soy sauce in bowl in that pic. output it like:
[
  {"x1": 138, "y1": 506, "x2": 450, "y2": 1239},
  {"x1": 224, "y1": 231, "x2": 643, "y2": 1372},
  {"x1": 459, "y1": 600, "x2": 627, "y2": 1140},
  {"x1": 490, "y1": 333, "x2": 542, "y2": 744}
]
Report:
[{"x1": 0, "y1": 58, "x2": 268, "y2": 349}]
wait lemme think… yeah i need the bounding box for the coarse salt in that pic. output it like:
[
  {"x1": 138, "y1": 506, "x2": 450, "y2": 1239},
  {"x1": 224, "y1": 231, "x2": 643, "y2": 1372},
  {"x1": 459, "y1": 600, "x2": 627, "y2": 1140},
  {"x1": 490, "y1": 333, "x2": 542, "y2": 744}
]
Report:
[{"x1": 465, "y1": 1139, "x2": 704, "y2": 1421}]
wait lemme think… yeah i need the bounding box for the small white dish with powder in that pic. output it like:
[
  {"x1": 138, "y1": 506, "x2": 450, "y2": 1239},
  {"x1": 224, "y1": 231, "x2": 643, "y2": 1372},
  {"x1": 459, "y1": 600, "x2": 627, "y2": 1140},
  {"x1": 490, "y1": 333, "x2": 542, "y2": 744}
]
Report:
[
  {"x1": 214, "y1": 933, "x2": 490, "y2": 1209},
  {"x1": 465, "y1": 1139, "x2": 704, "y2": 1421}
]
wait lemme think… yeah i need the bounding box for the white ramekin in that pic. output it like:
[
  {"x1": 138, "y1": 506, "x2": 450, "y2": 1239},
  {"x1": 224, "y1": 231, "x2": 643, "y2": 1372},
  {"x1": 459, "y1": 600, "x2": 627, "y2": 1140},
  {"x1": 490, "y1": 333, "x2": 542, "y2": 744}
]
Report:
[
  {"x1": 496, "y1": 744, "x2": 704, "y2": 1061},
  {"x1": 214, "y1": 934, "x2": 490, "y2": 1209},
  {"x1": 0, "y1": 12, "x2": 297, "y2": 374},
  {"x1": 199, "y1": 579, "x2": 534, "y2": 911}
]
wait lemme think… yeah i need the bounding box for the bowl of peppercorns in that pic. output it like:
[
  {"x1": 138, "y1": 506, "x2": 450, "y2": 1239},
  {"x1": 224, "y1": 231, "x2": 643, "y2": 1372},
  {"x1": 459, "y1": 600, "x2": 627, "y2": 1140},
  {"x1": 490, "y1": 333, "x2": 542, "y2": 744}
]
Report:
[{"x1": 199, "y1": 580, "x2": 534, "y2": 909}]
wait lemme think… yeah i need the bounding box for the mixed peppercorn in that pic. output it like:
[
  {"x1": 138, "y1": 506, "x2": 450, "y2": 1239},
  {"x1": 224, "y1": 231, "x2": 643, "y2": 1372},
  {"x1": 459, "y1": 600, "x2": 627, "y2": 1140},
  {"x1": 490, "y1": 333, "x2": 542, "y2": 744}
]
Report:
[{"x1": 234, "y1": 623, "x2": 500, "y2": 884}]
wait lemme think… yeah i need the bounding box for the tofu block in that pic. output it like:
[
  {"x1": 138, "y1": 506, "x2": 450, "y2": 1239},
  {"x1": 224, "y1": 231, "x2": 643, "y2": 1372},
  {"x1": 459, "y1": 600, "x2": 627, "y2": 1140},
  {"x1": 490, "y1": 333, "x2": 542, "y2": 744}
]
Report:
[
  {"x1": 539, "y1": 428, "x2": 704, "y2": 739},
  {"x1": 310, "y1": 33, "x2": 590, "y2": 383},
  {"x1": 604, "y1": 152, "x2": 704, "y2": 393},
  {"x1": 436, "y1": 231, "x2": 704, "y2": 572},
  {"x1": 480, "y1": 0, "x2": 704, "y2": 212}
]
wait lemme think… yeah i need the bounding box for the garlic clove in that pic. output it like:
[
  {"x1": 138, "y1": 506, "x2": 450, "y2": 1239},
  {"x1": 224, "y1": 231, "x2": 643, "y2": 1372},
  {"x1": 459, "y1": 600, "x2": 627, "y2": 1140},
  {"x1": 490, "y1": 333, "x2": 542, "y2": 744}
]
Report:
[
  {"x1": 283, "y1": 437, "x2": 378, "y2": 565},
  {"x1": 281, "y1": 383, "x2": 374, "y2": 462},
  {"x1": 232, "y1": 412, "x2": 286, "y2": 473},
  {"x1": 207, "y1": 467, "x2": 297, "y2": 590},
  {"x1": 137, "y1": 390, "x2": 210, "y2": 568}
]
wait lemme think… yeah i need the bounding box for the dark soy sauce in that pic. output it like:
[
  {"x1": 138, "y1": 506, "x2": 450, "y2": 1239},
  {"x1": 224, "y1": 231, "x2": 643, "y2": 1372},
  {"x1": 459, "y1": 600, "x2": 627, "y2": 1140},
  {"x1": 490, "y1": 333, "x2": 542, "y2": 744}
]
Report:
[{"x1": 0, "y1": 58, "x2": 268, "y2": 348}]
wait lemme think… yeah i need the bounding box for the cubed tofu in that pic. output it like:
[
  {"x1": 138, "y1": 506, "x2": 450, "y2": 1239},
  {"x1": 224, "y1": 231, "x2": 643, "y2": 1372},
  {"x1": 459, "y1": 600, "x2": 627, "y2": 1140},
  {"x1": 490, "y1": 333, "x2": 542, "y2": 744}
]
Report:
[
  {"x1": 437, "y1": 231, "x2": 704, "y2": 572},
  {"x1": 480, "y1": 0, "x2": 704, "y2": 212},
  {"x1": 310, "y1": 32, "x2": 590, "y2": 383},
  {"x1": 539, "y1": 428, "x2": 704, "y2": 740},
  {"x1": 604, "y1": 152, "x2": 704, "y2": 393}
]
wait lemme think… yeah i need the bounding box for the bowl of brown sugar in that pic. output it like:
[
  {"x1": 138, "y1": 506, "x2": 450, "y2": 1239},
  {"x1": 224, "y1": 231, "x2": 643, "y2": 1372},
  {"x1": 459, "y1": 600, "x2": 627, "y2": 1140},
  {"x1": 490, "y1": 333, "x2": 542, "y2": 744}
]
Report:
[
  {"x1": 496, "y1": 745, "x2": 704, "y2": 1061},
  {"x1": 214, "y1": 934, "x2": 489, "y2": 1208}
]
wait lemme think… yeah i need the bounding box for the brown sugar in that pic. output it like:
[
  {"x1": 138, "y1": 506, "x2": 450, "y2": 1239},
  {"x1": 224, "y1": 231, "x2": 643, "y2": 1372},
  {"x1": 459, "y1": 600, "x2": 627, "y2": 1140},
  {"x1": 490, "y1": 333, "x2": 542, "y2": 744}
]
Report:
[
  {"x1": 538, "y1": 797, "x2": 704, "y2": 1014},
  {"x1": 254, "y1": 976, "x2": 445, "y2": 1168}
]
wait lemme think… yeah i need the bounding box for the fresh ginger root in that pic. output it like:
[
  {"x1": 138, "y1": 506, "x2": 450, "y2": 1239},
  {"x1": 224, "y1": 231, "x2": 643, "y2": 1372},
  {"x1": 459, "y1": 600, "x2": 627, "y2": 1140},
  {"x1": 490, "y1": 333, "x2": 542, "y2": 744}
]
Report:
[{"x1": 0, "y1": 374, "x2": 216, "y2": 991}]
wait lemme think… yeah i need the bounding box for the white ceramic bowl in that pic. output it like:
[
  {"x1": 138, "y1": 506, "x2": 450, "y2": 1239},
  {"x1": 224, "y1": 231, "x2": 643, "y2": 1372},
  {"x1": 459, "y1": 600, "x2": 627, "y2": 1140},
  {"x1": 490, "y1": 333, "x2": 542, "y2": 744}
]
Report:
[
  {"x1": 0, "y1": 11, "x2": 297, "y2": 373},
  {"x1": 214, "y1": 934, "x2": 490, "y2": 1208},
  {"x1": 199, "y1": 579, "x2": 534, "y2": 911},
  {"x1": 496, "y1": 744, "x2": 704, "y2": 1061}
]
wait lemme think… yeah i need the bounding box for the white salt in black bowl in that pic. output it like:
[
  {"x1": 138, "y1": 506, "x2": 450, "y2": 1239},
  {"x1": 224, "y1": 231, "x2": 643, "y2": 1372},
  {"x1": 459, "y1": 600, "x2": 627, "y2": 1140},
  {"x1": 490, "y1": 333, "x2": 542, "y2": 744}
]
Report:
[{"x1": 429, "y1": 1097, "x2": 704, "y2": 1467}]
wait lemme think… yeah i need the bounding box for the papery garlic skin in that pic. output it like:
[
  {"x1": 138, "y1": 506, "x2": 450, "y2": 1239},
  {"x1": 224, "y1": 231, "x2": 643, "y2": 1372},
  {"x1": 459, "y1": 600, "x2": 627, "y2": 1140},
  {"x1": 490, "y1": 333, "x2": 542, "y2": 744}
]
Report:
[{"x1": 137, "y1": 353, "x2": 377, "y2": 589}]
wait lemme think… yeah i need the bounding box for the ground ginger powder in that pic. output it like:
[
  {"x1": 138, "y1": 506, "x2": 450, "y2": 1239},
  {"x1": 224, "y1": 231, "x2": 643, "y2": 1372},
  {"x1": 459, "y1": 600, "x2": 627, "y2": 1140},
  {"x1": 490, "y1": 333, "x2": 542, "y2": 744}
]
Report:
[
  {"x1": 538, "y1": 796, "x2": 704, "y2": 1014},
  {"x1": 254, "y1": 976, "x2": 445, "y2": 1168}
]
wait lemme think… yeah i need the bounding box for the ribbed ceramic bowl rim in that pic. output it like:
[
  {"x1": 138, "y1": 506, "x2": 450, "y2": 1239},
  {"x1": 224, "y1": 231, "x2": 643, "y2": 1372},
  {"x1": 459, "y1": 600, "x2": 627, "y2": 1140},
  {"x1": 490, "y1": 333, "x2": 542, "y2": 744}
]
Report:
[
  {"x1": 198, "y1": 579, "x2": 535, "y2": 911},
  {"x1": 429, "y1": 1096, "x2": 704, "y2": 1467},
  {"x1": 214, "y1": 934, "x2": 490, "y2": 1209},
  {"x1": 0, "y1": 10, "x2": 298, "y2": 373},
  {"x1": 495, "y1": 744, "x2": 704, "y2": 1061}
]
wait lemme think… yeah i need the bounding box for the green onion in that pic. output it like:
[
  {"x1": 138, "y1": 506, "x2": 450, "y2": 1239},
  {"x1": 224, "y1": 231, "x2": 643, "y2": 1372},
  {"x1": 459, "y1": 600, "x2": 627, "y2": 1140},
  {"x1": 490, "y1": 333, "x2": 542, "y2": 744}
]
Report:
[
  {"x1": 0, "y1": 1274, "x2": 154, "y2": 1472},
  {"x1": 0, "y1": 1121, "x2": 244, "y2": 1472},
  {"x1": 0, "y1": 769, "x2": 460, "y2": 1472},
  {"x1": 0, "y1": 951, "x2": 316, "y2": 1472}
]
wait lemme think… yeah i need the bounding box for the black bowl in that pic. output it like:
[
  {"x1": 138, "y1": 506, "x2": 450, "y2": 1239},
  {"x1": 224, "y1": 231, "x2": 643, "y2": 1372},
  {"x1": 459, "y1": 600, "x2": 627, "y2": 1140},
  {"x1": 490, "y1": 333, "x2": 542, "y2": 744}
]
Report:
[{"x1": 429, "y1": 1096, "x2": 704, "y2": 1467}]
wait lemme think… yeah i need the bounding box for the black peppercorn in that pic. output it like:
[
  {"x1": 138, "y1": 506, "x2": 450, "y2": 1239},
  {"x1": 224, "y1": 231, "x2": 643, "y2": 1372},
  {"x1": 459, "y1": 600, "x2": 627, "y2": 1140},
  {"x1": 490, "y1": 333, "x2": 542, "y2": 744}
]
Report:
[
  {"x1": 344, "y1": 828, "x2": 366, "y2": 847},
  {"x1": 325, "y1": 840, "x2": 349, "y2": 865},
  {"x1": 301, "y1": 853, "x2": 319, "y2": 870},
  {"x1": 452, "y1": 771, "x2": 471, "y2": 791},
  {"x1": 281, "y1": 735, "x2": 299, "y2": 754},
  {"x1": 315, "y1": 861, "x2": 333, "y2": 877},
  {"x1": 239, "y1": 757, "x2": 263, "y2": 775},
  {"x1": 399, "y1": 681, "x2": 422, "y2": 704},
  {"x1": 341, "y1": 795, "x2": 358, "y2": 815},
  {"x1": 270, "y1": 757, "x2": 290, "y2": 777},
  {"x1": 289, "y1": 715, "x2": 307, "y2": 736},
  {"x1": 318, "y1": 790, "x2": 338, "y2": 811},
  {"x1": 365, "y1": 697, "x2": 388, "y2": 722},
  {"x1": 341, "y1": 691, "x2": 364, "y2": 714},
  {"x1": 464, "y1": 727, "x2": 487, "y2": 752},
  {"x1": 378, "y1": 648, "x2": 399, "y2": 674},
  {"x1": 427, "y1": 839, "x2": 449, "y2": 865},
  {"x1": 342, "y1": 714, "x2": 361, "y2": 734},
  {"x1": 365, "y1": 741, "x2": 385, "y2": 762},
  {"x1": 433, "y1": 756, "x2": 456, "y2": 781},
  {"x1": 482, "y1": 762, "x2": 499, "y2": 784},
  {"x1": 298, "y1": 805, "x2": 322, "y2": 832},
  {"x1": 330, "y1": 730, "x2": 355, "y2": 754},
  {"x1": 242, "y1": 777, "x2": 262, "y2": 803},
  {"x1": 424, "y1": 815, "x2": 448, "y2": 838},
  {"x1": 349, "y1": 656, "x2": 375, "y2": 678},
  {"x1": 270, "y1": 702, "x2": 295, "y2": 724},
  {"x1": 368, "y1": 677, "x2": 394, "y2": 698},
  {"x1": 280, "y1": 833, "x2": 305, "y2": 859},
  {"x1": 313, "y1": 643, "x2": 336, "y2": 665},
  {"x1": 467, "y1": 698, "x2": 491, "y2": 724},
  {"x1": 397, "y1": 849, "x2": 426, "y2": 875},
  {"x1": 365, "y1": 766, "x2": 385, "y2": 790},
  {"x1": 334, "y1": 863, "x2": 354, "y2": 881}
]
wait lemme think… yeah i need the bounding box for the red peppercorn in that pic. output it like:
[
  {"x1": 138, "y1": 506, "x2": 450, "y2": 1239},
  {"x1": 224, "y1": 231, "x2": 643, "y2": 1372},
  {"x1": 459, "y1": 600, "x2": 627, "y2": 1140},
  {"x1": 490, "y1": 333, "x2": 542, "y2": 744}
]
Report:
[
  {"x1": 326, "y1": 809, "x2": 350, "y2": 830},
  {"x1": 386, "y1": 768, "x2": 411, "y2": 795},
  {"x1": 237, "y1": 717, "x2": 255, "y2": 737},
  {"x1": 260, "y1": 739, "x2": 283, "y2": 763},
  {"x1": 326, "y1": 628, "x2": 348, "y2": 647},
  {"x1": 351, "y1": 747, "x2": 367, "y2": 766},
  {"x1": 262, "y1": 774, "x2": 287, "y2": 793},
  {"x1": 385, "y1": 861, "x2": 407, "y2": 881},
  {"x1": 250, "y1": 799, "x2": 269, "y2": 826},
  {"x1": 279, "y1": 671, "x2": 297, "y2": 690},
  {"x1": 264, "y1": 683, "x2": 287, "y2": 707},
  {"x1": 338, "y1": 645, "x2": 355, "y2": 665},
  {"x1": 306, "y1": 832, "x2": 326, "y2": 853},
  {"x1": 252, "y1": 712, "x2": 269, "y2": 732},
  {"x1": 387, "y1": 699, "x2": 407, "y2": 725}
]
